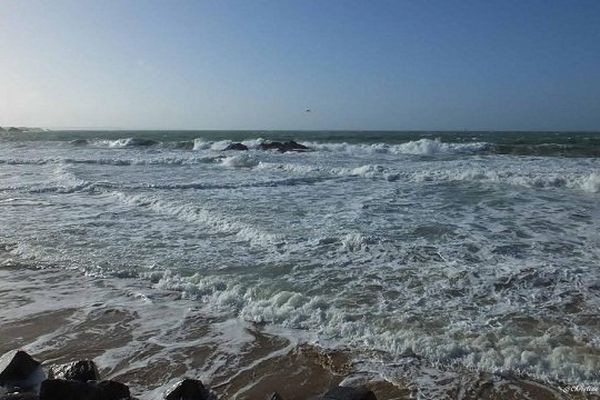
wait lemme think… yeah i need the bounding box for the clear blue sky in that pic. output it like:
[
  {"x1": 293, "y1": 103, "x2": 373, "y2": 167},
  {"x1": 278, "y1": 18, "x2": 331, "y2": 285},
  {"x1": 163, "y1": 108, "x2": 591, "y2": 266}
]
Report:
[{"x1": 1, "y1": 0, "x2": 599, "y2": 130}]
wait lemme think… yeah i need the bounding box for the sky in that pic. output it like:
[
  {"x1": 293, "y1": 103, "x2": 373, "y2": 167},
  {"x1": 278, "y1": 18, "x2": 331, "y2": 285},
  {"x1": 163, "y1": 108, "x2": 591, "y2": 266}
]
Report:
[{"x1": 1, "y1": 0, "x2": 599, "y2": 131}]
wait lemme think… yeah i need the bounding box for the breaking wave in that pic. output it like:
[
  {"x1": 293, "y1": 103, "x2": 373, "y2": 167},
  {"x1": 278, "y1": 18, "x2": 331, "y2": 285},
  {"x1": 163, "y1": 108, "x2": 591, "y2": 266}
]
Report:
[
  {"x1": 111, "y1": 192, "x2": 284, "y2": 246},
  {"x1": 303, "y1": 138, "x2": 491, "y2": 156}
]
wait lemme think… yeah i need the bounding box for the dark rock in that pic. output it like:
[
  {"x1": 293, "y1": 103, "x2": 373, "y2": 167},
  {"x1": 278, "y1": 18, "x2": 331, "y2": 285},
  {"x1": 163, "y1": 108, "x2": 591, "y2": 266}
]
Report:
[
  {"x1": 0, "y1": 351, "x2": 44, "y2": 390},
  {"x1": 284, "y1": 140, "x2": 309, "y2": 151},
  {"x1": 164, "y1": 379, "x2": 211, "y2": 400},
  {"x1": 39, "y1": 379, "x2": 130, "y2": 400},
  {"x1": 322, "y1": 386, "x2": 377, "y2": 400},
  {"x1": 223, "y1": 143, "x2": 248, "y2": 151},
  {"x1": 47, "y1": 360, "x2": 100, "y2": 383},
  {"x1": 0, "y1": 393, "x2": 38, "y2": 400},
  {"x1": 268, "y1": 392, "x2": 284, "y2": 400},
  {"x1": 39, "y1": 380, "x2": 91, "y2": 400},
  {"x1": 96, "y1": 381, "x2": 130, "y2": 400},
  {"x1": 258, "y1": 141, "x2": 309, "y2": 152}
]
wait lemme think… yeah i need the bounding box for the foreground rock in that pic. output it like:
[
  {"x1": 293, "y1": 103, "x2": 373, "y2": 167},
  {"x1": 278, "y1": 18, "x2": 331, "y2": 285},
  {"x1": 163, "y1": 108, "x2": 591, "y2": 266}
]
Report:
[
  {"x1": 0, "y1": 393, "x2": 38, "y2": 400},
  {"x1": 40, "y1": 379, "x2": 130, "y2": 400},
  {"x1": 0, "y1": 351, "x2": 44, "y2": 391},
  {"x1": 165, "y1": 379, "x2": 213, "y2": 400},
  {"x1": 258, "y1": 141, "x2": 309, "y2": 152},
  {"x1": 47, "y1": 360, "x2": 100, "y2": 383},
  {"x1": 322, "y1": 386, "x2": 377, "y2": 400}
]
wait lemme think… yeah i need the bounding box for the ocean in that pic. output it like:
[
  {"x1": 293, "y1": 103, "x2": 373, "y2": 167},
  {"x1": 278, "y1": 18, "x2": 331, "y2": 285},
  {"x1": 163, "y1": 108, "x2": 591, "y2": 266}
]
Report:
[{"x1": 1, "y1": 130, "x2": 599, "y2": 398}]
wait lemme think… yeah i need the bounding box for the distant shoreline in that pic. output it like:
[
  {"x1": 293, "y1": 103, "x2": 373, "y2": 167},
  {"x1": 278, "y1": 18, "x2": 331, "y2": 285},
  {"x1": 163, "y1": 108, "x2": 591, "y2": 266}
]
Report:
[{"x1": 3, "y1": 127, "x2": 600, "y2": 133}]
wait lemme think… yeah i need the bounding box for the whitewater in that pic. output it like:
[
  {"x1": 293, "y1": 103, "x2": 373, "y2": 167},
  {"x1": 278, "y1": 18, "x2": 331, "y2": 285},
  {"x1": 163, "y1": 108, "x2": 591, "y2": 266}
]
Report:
[{"x1": 1, "y1": 130, "x2": 599, "y2": 398}]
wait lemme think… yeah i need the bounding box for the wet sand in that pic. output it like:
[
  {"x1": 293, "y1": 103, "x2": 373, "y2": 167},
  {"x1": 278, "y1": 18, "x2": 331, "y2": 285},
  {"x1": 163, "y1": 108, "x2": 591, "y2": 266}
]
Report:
[{"x1": 1, "y1": 264, "x2": 598, "y2": 400}]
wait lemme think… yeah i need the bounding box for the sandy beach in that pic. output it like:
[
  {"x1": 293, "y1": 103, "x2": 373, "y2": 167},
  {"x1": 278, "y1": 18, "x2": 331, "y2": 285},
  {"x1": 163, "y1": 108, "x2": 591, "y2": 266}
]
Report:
[{"x1": 2, "y1": 261, "x2": 599, "y2": 400}]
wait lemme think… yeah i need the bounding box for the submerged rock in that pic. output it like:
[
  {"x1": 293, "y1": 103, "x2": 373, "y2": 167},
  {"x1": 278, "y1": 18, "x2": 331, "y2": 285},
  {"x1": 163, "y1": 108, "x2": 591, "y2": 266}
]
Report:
[
  {"x1": 47, "y1": 360, "x2": 100, "y2": 382},
  {"x1": 322, "y1": 386, "x2": 377, "y2": 400},
  {"x1": 39, "y1": 379, "x2": 130, "y2": 400},
  {"x1": 0, "y1": 351, "x2": 44, "y2": 391},
  {"x1": 164, "y1": 379, "x2": 212, "y2": 400},
  {"x1": 259, "y1": 141, "x2": 309, "y2": 152},
  {"x1": 223, "y1": 143, "x2": 248, "y2": 151}
]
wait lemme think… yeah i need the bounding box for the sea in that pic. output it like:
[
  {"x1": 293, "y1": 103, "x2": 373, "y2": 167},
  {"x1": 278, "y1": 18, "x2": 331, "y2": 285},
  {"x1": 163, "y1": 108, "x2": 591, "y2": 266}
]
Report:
[{"x1": 1, "y1": 130, "x2": 599, "y2": 398}]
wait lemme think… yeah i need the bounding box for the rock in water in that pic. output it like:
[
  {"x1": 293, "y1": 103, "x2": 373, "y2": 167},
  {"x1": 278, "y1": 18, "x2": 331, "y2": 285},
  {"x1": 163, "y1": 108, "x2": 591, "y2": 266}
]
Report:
[
  {"x1": 164, "y1": 379, "x2": 211, "y2": 400},
  {"x1": 0, "y1": 351, "x2": 44, "y2": 391},
  {"x1": 223, "y1": 143, "x2": 248, "y2": 151},
  {"x1": 39, "y1": 379, "x2": 130, "y2": 400},
  {"x1": 322, "y1": 386, "x2": 377, "y2": 400},
  {"x1": 0, "y1": 393, "x2": 38, "y2": 400},
  {"x1": 258, "y1": 141, "x2": 309, "y2": 152},
  {"x1": 47, "y1": 361, "x2": 100, "y2": 382},
  {"x1": 283, "y1": 140, "x2": 309, "y2": 151}
]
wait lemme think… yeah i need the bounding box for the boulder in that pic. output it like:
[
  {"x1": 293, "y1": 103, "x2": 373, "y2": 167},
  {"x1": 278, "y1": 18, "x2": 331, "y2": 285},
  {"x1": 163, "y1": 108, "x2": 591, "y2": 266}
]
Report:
[
  {"x1": 39, "y1": 379, "x2": 130, "y2": 400},
  {"x1": 164, "y1": 379, "x2": 211, "y2": 400},
  {"x1": 47, "y1": 360, "x2": 100, "y2": 382},
  {"x1": 0, "y1": 393, "x2": 38, "y2": 400},
  {"x1": 0, "y1": 351, "x2": 44, "y2": 391},
  {"x1": 223, "y1": 143, "x2": 248, "y2": 151},
  {"x1": 95, "y1": 381, "x2": 130, "y2": 400},
  {"x1": 322, "y1": 386, "x2": 377, "y2": 400},
  {"x1": 258, "y1": 141, "x2": 309, "y2": 152}
]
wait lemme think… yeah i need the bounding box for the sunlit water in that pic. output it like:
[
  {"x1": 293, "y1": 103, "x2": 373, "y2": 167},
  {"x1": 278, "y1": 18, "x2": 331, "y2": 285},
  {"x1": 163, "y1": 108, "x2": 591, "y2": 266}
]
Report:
[{"x1": 1, "y1": 130, "x2": 599, "y2": 393}]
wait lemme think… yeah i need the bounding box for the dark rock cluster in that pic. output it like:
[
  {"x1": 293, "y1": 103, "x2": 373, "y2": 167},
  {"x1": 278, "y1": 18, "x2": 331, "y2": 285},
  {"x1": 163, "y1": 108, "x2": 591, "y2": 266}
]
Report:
[
  {"x1": 0, "y1": 350, "x2": 377, "y2": 400},
  {"x1": 223, "y1": 140, "x2": 310, "y2": 153}
]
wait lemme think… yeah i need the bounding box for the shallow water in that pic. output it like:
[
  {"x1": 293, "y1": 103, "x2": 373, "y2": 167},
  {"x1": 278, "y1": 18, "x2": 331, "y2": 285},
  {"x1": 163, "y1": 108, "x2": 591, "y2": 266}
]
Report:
[{"x1": 1, "y1": 130, "x2": 599, "y2": 398}]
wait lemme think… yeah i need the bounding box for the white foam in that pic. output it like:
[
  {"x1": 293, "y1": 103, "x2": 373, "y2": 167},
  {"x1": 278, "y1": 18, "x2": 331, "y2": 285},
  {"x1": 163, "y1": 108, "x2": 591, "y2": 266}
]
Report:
[
  {"x1": 220, "y1": 154, "x2": 258, "y2": 168},
  {"x1": 111, "y1": 192, "x2": 283, "y2": 246},
  {"x1": 579, "y1": 172, "x2": 600, "y2": 193},
  {"x1": 192, "y1": 138, "x2": 234, "y2": 151},
  {"x1": 303, "y1": 138, "x2": 490, "y2": 156},
  {"x1": 350, "y1": 165, "x2": 386, "y2": 178}
]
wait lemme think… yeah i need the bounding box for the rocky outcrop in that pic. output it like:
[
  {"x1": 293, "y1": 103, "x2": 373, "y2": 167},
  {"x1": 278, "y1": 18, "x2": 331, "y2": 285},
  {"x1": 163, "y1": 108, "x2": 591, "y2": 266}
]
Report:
[
  {"x1": 164, "y1": 379, "x2": 213, "y2": 400},
  {"x1": 258, "y1": 141, "x2": 309, "y2": 153},
  {"x1": 39, "y1": 379, "x2": 130, "y2": 400},
  {"x1": 222, "y1": 141, "x2": 310, "y2": 152},
  {"x1": 1, "y1": 350, "x2": 378, "y2": 400},
  {"x1": 223, "y1": 143, "x2": 249, "y2": 151},
  {"x1": 322, "y1": 386, "x2": 377, "y2": 400},
  {"x1": 0, "y1": 351, "x2": 44, "y2": 391},
  {"x1": 47, "y1": 361, "x2": 100, "y2": 383}
]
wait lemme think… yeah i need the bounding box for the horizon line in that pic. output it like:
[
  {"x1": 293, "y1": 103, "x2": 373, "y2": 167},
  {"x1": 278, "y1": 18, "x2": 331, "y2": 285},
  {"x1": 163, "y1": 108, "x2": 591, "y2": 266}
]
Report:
[{"x1": 4, "y1": 127, "x2": 600, "y2": 133}]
